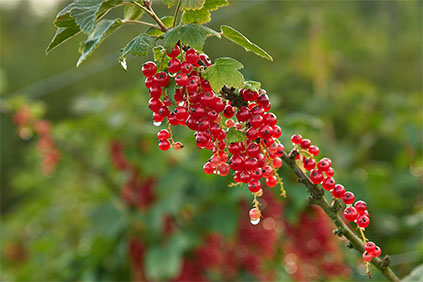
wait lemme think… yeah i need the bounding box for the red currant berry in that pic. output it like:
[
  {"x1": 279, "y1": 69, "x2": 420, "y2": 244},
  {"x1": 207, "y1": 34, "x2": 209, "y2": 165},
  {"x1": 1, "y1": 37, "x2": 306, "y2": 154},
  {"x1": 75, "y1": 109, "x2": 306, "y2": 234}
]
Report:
[
  {"x1": 273, "y1": 157, "x2": 282, "y2": 169},
  {"x1": 167, "y1": 58, "x2": 181, "y2": 73},
  {"x1": 158, "y1": 139, "x2": 171, "y2": 151},
  {"x1": 166, "y1": 45, "x2": 180, "y2": 58},
  {"x1": 248, "y1": 180, "x2": 261, "y2": 193},
  {"x1": 249, "y1": 208, "x2": 260, "y2": 220},
  {"x1": 245, "y1": 158, "x2": 259, "y2": 171},
  {"x1": 199, "y1": 54, "x2": 211, "y2": 66},
  {"x1": 180, "y1": 62, "x2": 192, "y2": 74},
  {"x1": 265, "y1": 176, "x2": 278, "y2": 187},
  {"x1": 322, "y1": 177, "x2": 335, "y2": 191},
  {"x1": 291, "y1": 134, "x2": 302, "y2": 145},
  {"x1": 145, "y1": 76, "x2": 155, "y2": 88},
  {"x1": 273, "y1": 125, "x2": 282, "y2": 138},
  {"x1": 275, "y1": 144, "x2": 285, "y2": 157},
  {"x1": 365, "y1": 242, "x2": 376, "y2": 253},
  {"x1": 317, "y1": 158, "x2": 331, "y2": 172},
  {"x1": 225, "y1": 119, "x2": 235, "y2": 128},
  {"x1": 149, "y1": 86, "x2": 162, "y2": 99},
  {"x1": 246, "y1": 128, "x2": 259, "y2": 140},
  {"x1": 246, "y1": 143, "x2": 260, "y2": 157},
  {"x1": 229, "y1": 155, "x2": 244, "y2": 171},
  {"x1": 262, "y1": 165, "x2": 273, "y2": 177},
  {"x1": 310, "y1": 169, "x2": 324, "y2": 184},
  {"x1": 155, "y1": 71, "x2": 169, "y2": 87},
  {"x1": 223, "y1": 105, "x2": 235, "y2": 118},
  {"x1": 325, "y1": 167, "x2": 334, "y2": 177},
  {"x1": 300, "y1": 139, "x2": 311, "y2": 149},
  {"x1": 142, "y1": 61, "x2": 157, "y2": 77},
  {"x1": 218, "y1": 163, "x2": 230, "y2": 176},
  {"x1": 149, "y1": 98, "x2": 163, "y2": 112},
  {"x1": 303, "y1": 158, "x2": 316, "y2": 171},
  {"x1": 372, "y1": 246, "x2": 381, "y2": 257},
  {"x1": 343, "y1": 191, "x2": 355, "y2": 205},
  {"x1": 256, "y1": 93, "x2": 269, "y2": 106},
  {"x1": 185, "y1": 48, "x2": 200, "y2": 65},
  {"x1": 259, "y1": 125, "x2": 274, "y2": 139},
  {"x1": 344, "y1": 206, "x2": 358, "y2": 221},
  {"x1": 157, "y1": 129, "x2": 170, "y2": 140},
  {"x1": 331, "y1": 184, "x2": 346, "y2": 198},
  {"x1": 362, "y1": 251, "x2": 373, "y2": 262},
  {"x1": 203, "y1": 162, "x2": 214, "y2": 174},
  {"x1": 153, "y1": 112, "x2": 165, "y2": 122},
  {"x1": 250, "y1": 115, "x2": 264, "y2": 128},
  {"x1": 173, "y1": 142, "x2": 183, "y2": 150},
  {"x1": 228, "y1": 142, "x2": 244, "y2": 155},
  {"x1": 357, "y1": 215, "x2": 370, "y2": 228},
  {"x1": 175, "y1": 73, "x2": 189, "y2": 86},
  {"x1": 251, "y1": 168, "x2": 263, "y2": 180},
  {"x1": 308, "y1": 145, "x2": 320, "y2": 157},
  {"x1": 354, "y1": 201, "x2": 367, "y2": 215},
  {"x1": 236, "y1": 107, "x2": 250, "y2": 122}
]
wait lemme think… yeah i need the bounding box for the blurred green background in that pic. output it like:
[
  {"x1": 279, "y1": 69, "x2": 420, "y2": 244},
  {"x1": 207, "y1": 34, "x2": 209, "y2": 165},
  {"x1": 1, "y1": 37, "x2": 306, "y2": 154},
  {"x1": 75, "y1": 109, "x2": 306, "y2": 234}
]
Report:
[{"x1": 1, "y1": 0, "x2": 422, "y2": 281}]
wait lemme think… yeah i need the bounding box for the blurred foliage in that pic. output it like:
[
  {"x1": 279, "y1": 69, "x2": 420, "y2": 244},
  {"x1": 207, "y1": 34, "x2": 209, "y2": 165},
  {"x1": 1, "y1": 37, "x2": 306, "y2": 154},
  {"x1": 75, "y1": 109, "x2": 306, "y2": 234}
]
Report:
[{"x1": 1, "y1": 0, "x2": 422, "y2": 281}]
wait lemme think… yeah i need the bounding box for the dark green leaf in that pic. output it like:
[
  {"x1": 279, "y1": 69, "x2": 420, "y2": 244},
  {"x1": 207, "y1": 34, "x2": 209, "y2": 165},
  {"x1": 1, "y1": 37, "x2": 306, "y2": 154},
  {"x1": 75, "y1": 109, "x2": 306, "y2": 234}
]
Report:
[
  {"x1": 46, "y1": 25, "x2": 81, "y2": 53},
  {"x1": 180, "y1": 0, "x2": 206, "y2": 10},
  {"x1": 244, "y1": 80, "x2": 261, "y2": 92},
  {"x1": 203, "y1": 0, "x2": 228, "y2": 10},
  {"x1": 182, "y1": 0, "x2": 228, "y2": 24},
  {"x1": 119, "y1": 34, "x2": 155, "y2": 63},
  {"x1": 77, "y1": 19, "x2": 123, "y2": 66},
  {"x1": 152, "y1": 46, "x2": 170, "y2": 68},
  {"x1": 221, "y1": 25, "x2": 273, "y2": 61},
  {"x1": 123, "y1": 3, "x2": 144, "y2": 20},
  {"x1": 226, "y1": 127, "x2": 246, "y2": 144},
  {"x1": 165, "y1": 79, "x2": 177, "y2": 105},
  {"x1": 203, "y1": 57, "x2": 244, "y2": 92},
  {"x1": 164, "y1": 24, "x2": 220, "y2": 51},
  {"x1": 146, "y1": 16, "x2": 174, "y2": 36}
]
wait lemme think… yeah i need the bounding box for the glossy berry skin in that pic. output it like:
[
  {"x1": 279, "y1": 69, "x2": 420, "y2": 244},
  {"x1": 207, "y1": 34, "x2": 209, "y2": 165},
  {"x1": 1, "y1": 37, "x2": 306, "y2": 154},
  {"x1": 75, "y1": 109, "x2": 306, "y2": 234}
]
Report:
[
  {"x1": 325, "y1": 167, "x2": 334, "y2": 177},
  {"x1": 332, "y1": 184, "x2": 346, "y2": 198},
  {"x1": 185, "y1": 48, "x2": 200, "y2": 65},
  {"x1": 273, "y1": 125, "x2": 282, "y2": 138},
  {"x1": 357, "y1": 215, "x2": 370, "y2": 228},
  {"x1": 273, "y1": 157, "x2": 282, "y2": 169},
  {"x1": 317, "y1": 158, "x2": 331, "y2": 172},
  {"x1": 291, "y1": 134, "x2": 302, "y2": 144},
  {"x1": 249, "y1": 208, "x2": 260, "y2": 220},
  {"x1": 300, "y1": 139, "x2": 311, "y2": 149},
  {"x1": 223, "y1": 105, "x2": 235, "y2": 118},
  {"x1": 372, "y1": 246, "x2": 381, "y2": 257},
  {"x1": 365, "y1": 242, "x2": 376, "y2": 253},
  {"x1": 155, "y1": 71, "x2": 169, "y2": 87},
  {"x1": 203, "y1": 162, "x2": 214, "y2": 174},
  {"x1": 363, "y1": 251, "x2": 373, "y2": 262},
  {"x1": 304, "y1": 158, "x2": 316, "y2": 171},
  {"x1": 158, "y1": 139, "x2": 171, "y2": 151},
  {"x1": 248, "y1": 180, "x2": 261, "y2": 193},
  {"x1": 310, "y1": 169, "x2": 324, "y2": 184},
  {"x1": 343, "y1": 191, "x2": 355, "y2": 205},
  {"x1": 265, "y1": 176, "x2": 277, "y2": 187},
  {"x1": 322, "y1": 177, "x2": 335, "y2": 191},
  {"x1": 354, "y1": 200, "x2": 367, "y2": 215},
  {"x1": 167, "y1": 58, "x2": 181, "y2": 73},
  {"x1": 308, "y1": 145, "x2": 320, "y2": 157},
  {"x1": 218, "y1": 163, "x2": 230, "y2": 176},
  {"x1": 157, "y1": 129, "x2": 169, "y2": 140},
  {"x1": 344, "y1": 206, "x2": 358, "y2": 221},
  {"x1": 142, "y1": 61, "x2": 157, "y2": 77},
  {"x1": 246, "y1": 143, "x2": 260, "y2": 157},
  {"x1": 166, "y1": 45, "x2": 180, "y2": 58},
  {"x1": 236, "y1": 107, "x2": 250, "y2": 122}
]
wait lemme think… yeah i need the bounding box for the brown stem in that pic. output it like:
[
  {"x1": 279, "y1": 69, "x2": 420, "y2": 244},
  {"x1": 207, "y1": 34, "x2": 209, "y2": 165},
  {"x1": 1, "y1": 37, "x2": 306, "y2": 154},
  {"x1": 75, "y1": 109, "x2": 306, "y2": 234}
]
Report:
[
  {"x1": 281, "y1": 151, "x2": 400, "y2": 282},
  {"x1": 131, "y1": 1, "x2": 168, "y2": 32}
]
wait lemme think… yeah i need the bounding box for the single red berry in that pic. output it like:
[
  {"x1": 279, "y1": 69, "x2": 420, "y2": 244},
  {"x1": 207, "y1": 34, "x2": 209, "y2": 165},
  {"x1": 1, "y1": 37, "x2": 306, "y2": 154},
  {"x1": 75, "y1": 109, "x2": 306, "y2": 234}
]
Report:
[
  {"x1": 145, "y1": 76, "x2": 155, "y2": 88},
  {"x1": 149, "y1": 86, "x2": 162, "y2": 99},
  {"x1": 354, "y1": 200, "x2": 367, "y2": 215},
  {"x1": 362, "y1": 251, "x2": 373, "y2": 262},
  {"x1": 317, "y1": 158, "x2": 331, "y2": 172},
  {"x1": 291, "y1": 134, "x2": 302, "y2": 144},
  {"x1": 273, "y1": 157, "x2": 282, "y2": 169},
  {"x1": 308, "y1": 145, "x2": 320, "y2": 157},
  {"x1": 236, "y1": 107, "x2": 250, "y2": 122},
  {"x1": 203, "y1": 162, "x2": 214, "y2": 174},
  {"x1": 180, "y1": 62, "x2": 192, "y2": 74},
  {"x1": 155, "y1": 71, "x2": 169, "y2": 87},
  {"x1": 250, "y1": 105, "x2": 264, "y2": 116},
  {"x1": 263, "y1": 113, "x2": 277, "y2": 126},
  {"x1": 262, "y1": 165, "x2": 273, "y2": 177},
  {"x1": 265, "y1": 176, "x2": 278, "y2": 187},
  {"x1": 167, "y1": 58, "x2": 181, "y2": 73},
  {"x1": 300, "y1": 139, "x2": 311, "y2": 149},
  {"x1": 157, "y1": 129, "x2": 169, "y2": 140},
  {"x1": 365, "y1": 242, "x2": 376, "y2": 253},
  {"x1": 148, "y1": 98, "x2": 163, "y2": 112},
  {"x1": 175, "y1": 73, "x2": 189, "y2": 86},
  {"x1": 199, "y1": 54, "x2": 211, "y2": 66},
  {"x1": 223, "y1": 105, "x2": 235, "y2": 118},
  {"x1": 158, "y1": 139, "x2": 171, "y2": 151},
  {"x1": 228, "y1": 142, "x2": 244, "y2": 155},
  {"x1": 372, "y1": 246, "x2": 381, "y2": 257},
  {"x1": 249, "y1": 208, "x2": 260, "y2": 220},
  {"x1": 142, "y1": 61, "x2": 157, "y2": 77},
  {"x1": 325, "y1": 167, "x2": 334, "y2": 177},
  {"x1": 275, "y1": 144, "x2": 285, "y2": 157},
  {"x1": 153, "y1": 112, "x2": 165, "y2": 122},
  {"x1": 166, "y1": 45, "x2": 180, "y2": 58},
  {"x1": 250, "y1": 115, "x2": 264, "y2": 128},
  {"x1": 246, "y1": 143, "x2": 260, "y2": 157},
  {"x1": 248, "y1": 180, "x2": 261, "y2": 193},
  {"x1": 246, "y1": 128, "x2": 259, "y2": 140},
  {"x1": 344, "y1": 206, "x2": 358, "y2": 221},
  {"x1": 332, "y1": 184, "x2": 346, "y2": 198},
  {"x1": 229, "y1": 155, "x2": 244, "y2": 171},
  {"x1": 240, "y1": 89, "x2": 258, "y2": 101},
  {"x1": 225, "y1": 119, "x2": 235, "y2": 128},
  {"x1": 259, "y1": 125, "x2": 274, "y2": 139},
  {"x1": 185, "y1": 48, "x2": 200, "y2": 65},
  {"x1": 173, "y1": 142, "x2": 183, "y2": 150},
  {"x1": 273, "y1": 125, "x2": 282, "y2": 138},
  {"x1": 218, "y1": 163, "x2": 230, "y2": 176},
  {"x1": 310, "y1": 169, "x2": 324, "y2": 184},
  {"x1": 343, "y1": 191, "x2": 355, "y2": 205},
  {"x1": 322, "y1": 177, "x2": 335, "y2": 190},
  {"x1": 303, "y1": 158, "x2": 316, "y2": 171},
  {"x1": 244, "y1": 157, "x2": 259, "y2": 171},
  {"x1": 357, "y1": 215, "x2": 370, "y2": 228},
  {"x1": 256, "y1": 93, "x2": 269, "y2": 106}
]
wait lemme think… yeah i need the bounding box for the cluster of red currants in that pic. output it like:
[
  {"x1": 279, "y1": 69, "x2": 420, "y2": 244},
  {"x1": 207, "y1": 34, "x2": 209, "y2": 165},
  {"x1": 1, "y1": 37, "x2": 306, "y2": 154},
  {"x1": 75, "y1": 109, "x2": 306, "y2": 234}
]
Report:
[
  {"x1": 141, "y1": 46, "x2": 286, "y2": 223},
  {"x1": 13, "y1": 106, "x2": 61, "y2": 175},
  {"x1": 291, "y1": 133, "x2": 381, "y2": 264}
]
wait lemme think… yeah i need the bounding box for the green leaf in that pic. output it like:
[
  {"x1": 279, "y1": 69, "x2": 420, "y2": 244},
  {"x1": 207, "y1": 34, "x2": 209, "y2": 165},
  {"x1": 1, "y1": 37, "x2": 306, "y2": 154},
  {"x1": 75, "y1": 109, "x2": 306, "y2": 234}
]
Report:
[
  {"x1": 77, "y1": 19, "x2": 123, "y2": 66},
  {"x1": 164, "y1": 24, "x2": 220, "y2": 51},
  {"x1": 46, "y1": 25, "x2": 81, "y2": 53},
  {"x1": 165, "y1": 79, "x2": 177, "y2": 105},
  {"x1": 146, "y1": 16, "x2": 174, "y2": 36},
  {"x1": 180, "y1": 0, "x2": 205, "y2": 10},
  {"x1": 162, "y1": 0, "x2": 176, "y2": 8},
  {"x1": 402, "y1": 265, "x2": 423, "y2": 282},
  {"x1": 221, "y1": 25, "x2": 273, "y2": 61},
  {"x1": 152, "y1": 46, "x2": 170, "y2": 68},
  {"x1": 145, "y1": 242, "x2": 182, "y2": 280},
  {"x1": 226, "y1": 127, "x2": 246, "y2": 144},
  {"x1": 244, "y1": 80, "x2": 261, "y2": 92},
  {"x1": 123, "y1": 3, "x2": 144, "y2": 20},
  {"x1": 182, "y1": 0, "x2": 228, "y2": 24},
  {"x1": 119, "y1": 34, "x2": 155, "y2": 62},
  {"x1": 203, "y1": 57, "x2": 244, "y2": 92}
]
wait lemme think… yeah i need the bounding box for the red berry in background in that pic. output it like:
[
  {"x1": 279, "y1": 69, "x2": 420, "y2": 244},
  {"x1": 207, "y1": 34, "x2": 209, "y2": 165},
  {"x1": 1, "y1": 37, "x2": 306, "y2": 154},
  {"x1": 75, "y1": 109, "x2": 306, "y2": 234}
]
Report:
[
  {"x1": 273, "y1": 125, "x2": 282, "y2": 138},
  {"x1": 141, "y1": 61, "x2": 157, "y2": 77},
  {"x1": 303, "y1": 158, "x2": 316, "y2": 171},
  {"x1": 325, "y1": 167, "x2": 334, "y2": 177},
  {"x1": 291, "y1": 134, "x2": 302, "y2": 144},
  {"x1": 310, "y1": 169, "x2": 324, "y2": 184},
  {"x1": 372, "y1": 246, "x2": 381, "y2": 257},
  {"x1": 322, "y1": 177, "x2": 335, "y2": 191},
  {"x1": 225, "y1": 119, "x2": 235, "y2": 128},
  {"x1": 332, "y1": 184, "x2": 346, "y2": 198},
  {"x1": 300, "y1": 139, "x2": 311, "y2": 149},
  {"x1": 265, "y1": 176, "x2": 277, "y2": 187},
  {"x1": 203, "y1": 162, "x2": 214, "y2": 174},
  {"x1": 157, "y1": 129, "x2": 169, "y2": 140},
  {"x1": 174, "y1": 142, "x2": 183, "y2": 150},
  {"x1": 166, "y1": 44, "x2": 180, "y2": 58},
  {"x1": 363, "y1": 251, "x2": 373, "y2": 262},
  {"x1": 357, "y1": 215, "x2": 370, "y2": 228},
  {"x1": 365, "y1": 242, "x2": 376, "y2": 253},
  {"x1": 167, "y1": 58, "x2": 181, "y2": 73},
  {"x1": 185, "y1": 48, "x2": 200, "y2": 65},
  {"x1": 308, "y1": 145, "x2": 320, "y2": 156},
  {"x1": 317, "y1": 158, "x2": 331, "y2": 171},
  {"x1": 354, "y1": 200, "x2": 367, "y2": 215},
  {"x1": 344, "y1": 206, "x2": 358, "y2": 221},
  {"x1": 248, "y1": 180, "x2": 261, "y2": 193},
  {"x1": 343, "y1": 191, "x2": 355, "y2": 204},
  {"x1": 155, "y1": 71, "x2": 169, "y2": 87},
  {"x1": 158, "y1": 139, "x2": 171, "y2": 151}
]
